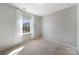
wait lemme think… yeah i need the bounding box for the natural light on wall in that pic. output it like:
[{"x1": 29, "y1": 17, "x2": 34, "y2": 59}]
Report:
[{"x1": 15, "y1": 9, "x2": 23, "y2": 43}]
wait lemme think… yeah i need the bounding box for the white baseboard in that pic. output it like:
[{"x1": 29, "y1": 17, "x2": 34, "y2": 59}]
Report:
[{"x1": 42, "y1": 37, "x2": 78, "y2": 54}]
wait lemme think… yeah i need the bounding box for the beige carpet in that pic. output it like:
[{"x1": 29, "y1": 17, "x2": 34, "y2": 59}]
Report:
[{"x1": 17, "y1": 39, "x2": 77, "y2": 55}]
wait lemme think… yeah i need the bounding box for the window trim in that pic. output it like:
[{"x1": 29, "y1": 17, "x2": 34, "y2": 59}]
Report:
[{"x1": 22, "y1": 15, "x2": 31, "y2": 34}]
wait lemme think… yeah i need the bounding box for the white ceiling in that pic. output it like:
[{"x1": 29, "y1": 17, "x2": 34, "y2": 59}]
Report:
[{"x1": 8, "y1": 3, "x2": 75, "y2": 16}]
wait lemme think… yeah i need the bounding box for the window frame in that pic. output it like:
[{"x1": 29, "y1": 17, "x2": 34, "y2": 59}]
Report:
[{"x1": 22, "y1": 15, "x2": 31, "y2": 34}]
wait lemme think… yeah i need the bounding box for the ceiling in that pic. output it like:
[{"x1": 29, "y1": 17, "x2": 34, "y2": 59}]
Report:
[{"x1": 8, "y1": 3, "x2": 75, "y2": 16}]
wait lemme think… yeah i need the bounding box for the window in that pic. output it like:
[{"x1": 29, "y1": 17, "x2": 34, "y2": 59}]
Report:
[{"x1": 22, "y1": 16, "x2": 31, "y2": 33}]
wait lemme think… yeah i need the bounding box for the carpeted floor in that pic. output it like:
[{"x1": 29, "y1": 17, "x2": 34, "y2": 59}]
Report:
[{"x1": 17, "y1": 39, "x2": 77, "y2": 55}]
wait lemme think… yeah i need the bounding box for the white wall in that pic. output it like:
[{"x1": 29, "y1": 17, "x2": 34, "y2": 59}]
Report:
[
  {"x1": 42, "y1": 5, "x2": 76, "y2": 47},
  {"x1": 0, "y1": 4, "x2": 16, "y2": 49},
  {"x1": 77, "y1": 4, "x2": 79, "y2": 51},
  {"x1": 31, "y1": 15, "x2": 42, "y2": 39},
  {"x1": 0, "y1": 4, "x2": 42, "y2": 50}
]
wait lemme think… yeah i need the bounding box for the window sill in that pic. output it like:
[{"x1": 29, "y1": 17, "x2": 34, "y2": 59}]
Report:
[{"x1": 22, "y1": 32, "x2": 31, "y2": 35}]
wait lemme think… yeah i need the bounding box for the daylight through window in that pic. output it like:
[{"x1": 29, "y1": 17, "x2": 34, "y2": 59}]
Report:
[{"x1": 22, "y1": 16, "x2": 31, "y2": 33}]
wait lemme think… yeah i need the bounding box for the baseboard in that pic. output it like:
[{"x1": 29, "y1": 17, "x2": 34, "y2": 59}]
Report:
[{"x1": 42, "y1": 37, "x2": 78, "y2": 53}]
